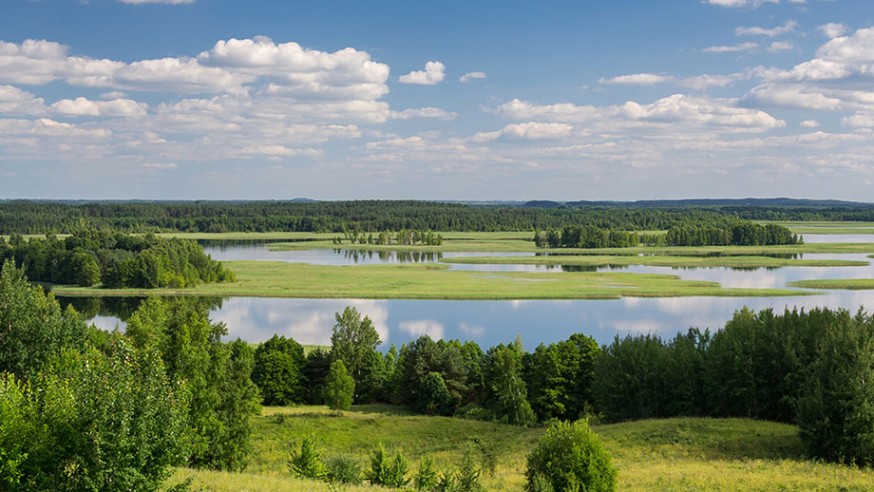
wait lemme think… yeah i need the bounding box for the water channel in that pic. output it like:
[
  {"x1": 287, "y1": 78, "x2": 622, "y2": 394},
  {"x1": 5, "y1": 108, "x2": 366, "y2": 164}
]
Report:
[{"x1": 68, "y1": 237, "x2": 874, "y2": 350}]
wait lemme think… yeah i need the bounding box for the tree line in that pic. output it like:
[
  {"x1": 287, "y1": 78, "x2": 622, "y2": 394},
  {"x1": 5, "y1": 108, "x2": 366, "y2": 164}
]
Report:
[
  {"x1": 0, "y1": 230, "x2": 235, "y2": 288},
  {"x1": 664, "y1": 222, "x2": 802, "y2": 246},
  {"x1": 0, "y1": 199, "x2": 857, "y2": 235},
  {"x1": 0, "y1": 261, "x2": 260, "y2": 490},
  {"x1": 254, "y1": 305, "x2": 874, "y2": 468}
]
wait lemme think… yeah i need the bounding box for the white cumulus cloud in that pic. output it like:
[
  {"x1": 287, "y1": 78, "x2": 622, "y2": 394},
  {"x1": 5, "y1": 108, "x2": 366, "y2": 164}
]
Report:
[
  {"x1": 398, "y1": 61, "x2": 445, "y2": 85},
  {"x1": 599, "y1": 73, "x2": 674, "y2": 85},
  {"x1": 459, "y1": 71, "x2": 486, "y2": 83},
  {"x1": 736, "y1": 20, "x2": 798, "y2": 37}
]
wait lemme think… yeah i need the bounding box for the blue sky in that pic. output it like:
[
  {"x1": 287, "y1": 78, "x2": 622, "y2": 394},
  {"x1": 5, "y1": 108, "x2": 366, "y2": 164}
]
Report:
[{"x1": 2, "y1": 0, "x2": 873, "y2": 200}]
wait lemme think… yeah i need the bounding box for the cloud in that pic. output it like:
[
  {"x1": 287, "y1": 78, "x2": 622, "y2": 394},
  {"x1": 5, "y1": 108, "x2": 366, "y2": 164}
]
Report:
[
  {"x1": 50, "y1": 97, "x2": 148, "y2": 117},
  {"x1": 398, "y1": 61, "x2": 445, "y2": 85},
  {"x1": 496, "y1": 94, "x2": 784, "y2": 133},
  {"x1": 460, "y1": 71, "x2": 486, "y2": 83},
  {"x1": 703, "y1": 42, "x2": 759, "y2": 53},
  {"x1": 390, "y1": 107, "x2": 457, "y2": 121},
  {"x1": 141, "y1": 162, "x2": 178, "y2": 169},
  {"x1": 735, "y1": 20, "x2": 798, "y2": 37},
  {"x1": 743, "y1": 27, "x2": 874, "y2": 111},
  {"x1": 800, "y1": 119, "x2": 820, "y2": 128},
  {"x1": 238, "y1": 145, "x2": 322, "y2": 157},
  {"x1": 842, "y1": 112, "x2": 874, "y2": 127},
  {"x1": 767, "y1": 41, "x2": 795, "y2": 53},
  {"x1": 398, "y1": 320, "x2": 444, "y2": 340},
  {"x1": 704, "y1": 0, "x2": 779, "y2": 7},
  {"x1": 818, "y1": 23, "x2": 848, "y2": 39},
  {"x1": 599, "y1": 73, "x2": 673, "y2": 85},
  {"x1": 473, "y1": 122, "x2": 574, "y2": 142}
]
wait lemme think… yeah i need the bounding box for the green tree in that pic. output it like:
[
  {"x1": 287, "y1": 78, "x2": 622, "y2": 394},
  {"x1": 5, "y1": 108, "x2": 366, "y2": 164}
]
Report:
[
  {"x1": 0, "y1": 260, "x2": 86, "y2": 378},
  {"x1": 331, "y1": 306, "x2": 382, "y2": 402},
  {"x1": 323, "y1": 359, "x2": 355, "y2": 411},
  {"x1": 797, "y1": 310, "x2": 874, "y2": 465},
  {"x1": 252, "y1": 334, "x2": 305, "y2": 405},
  {"x1": 525, "y1": 420, "x2": 617, "y2": 492},
  {"x1": 125, "y1": 297, "x2": 260, "y2": 471},
  {"x1": 485, "y1": 338, "x2": 535, "y2": 426},
  {"x1": 1, "y1": 339, "x2": 190, "y2": 492}
]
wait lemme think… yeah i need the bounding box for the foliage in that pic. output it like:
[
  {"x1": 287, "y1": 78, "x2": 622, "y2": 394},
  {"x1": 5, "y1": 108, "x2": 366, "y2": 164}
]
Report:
[
  {"x1": 331, "y1": 306, "x2": 382, "y2": 402},
  {"x1": 485, "y1": 338, "x2": 535, "y2": 426},
  {"x1": 366, "y1": 444, "x2": 409, "y2": 488},
  {"x1": 392, "y1": 336, "x2": 472, "y2": 415},
  {"x1": 796, "y1": 310, "x2": 874, "y2": 466},
  {"x1": 0, "y1": 230, "x2": 234, "y2": 289},
  {"x1": 454, "y1": 447, "x2": 485, "y2": 492},
  {"x1": 0, "y1": 340, "x2": 189, "y2": 492},
  {"x1": 3, "y1": 199, "x2": 860, "y2": 235},
  {"x1": 323, "y1": 359, "x2": 355, "y2": 411},
  {"x1": 301, "y1": 348, "x2": 332, "y2": 404},
  {"x1": 326, "y1": 455, "x2": 363, "y2": 485},
  {"x1": 126, "y1": 297, "x2": 261, "y2": 471},
  {"x1": 0, "y1": 260, "x2": 87, "y2": 378},
  {"x1": 414, "y1": 455, "x2": 439, "y2": 491},
  {"x1": 289, "y1": 437, "x2": 329, "y2": 481},
  {"x1": 525, "y1": 420, "x2": 617, "y2": 492},
  {"x1": 525, "y1": 333, "x2": 600, "y2": 422},
  {"x1": 252, "y1": 334, "x2": 305, "y2": 405}
]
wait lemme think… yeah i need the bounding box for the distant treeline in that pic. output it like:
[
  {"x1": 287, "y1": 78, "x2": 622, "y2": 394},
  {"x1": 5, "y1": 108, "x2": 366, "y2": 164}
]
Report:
[
  {"x1": 534, "y1": 221, "x2": 800, "y2": 248},
  {"x1": 2, "y1": 200, "x2": 871, "y2": 234},
  {"x1": 0, "y1": 230, "x2": 234, "y2": 288}
]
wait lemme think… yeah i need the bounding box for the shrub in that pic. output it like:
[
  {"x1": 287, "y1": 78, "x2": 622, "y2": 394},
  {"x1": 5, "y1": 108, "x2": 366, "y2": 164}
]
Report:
[
  {"x1": 414, "y1": 455, "x2": 439, "y2": 491},
  {"x1": 327, "y1": 455, "x2": 362, "y2": 485},
  {"x1": 289, "y1": 437, "x2": 329, "y2": 480},
  {"x1": 525, "y1": 420, "x2": 617, "y2": 492},
  {"x1": 367, "y1": 444, "x2": 409, "y2": 488}
]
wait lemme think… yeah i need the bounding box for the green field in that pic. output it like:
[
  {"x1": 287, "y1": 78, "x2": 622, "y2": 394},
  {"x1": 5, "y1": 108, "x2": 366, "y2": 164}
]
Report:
[
  {"x1": 51, "y1": 260, "x2": 813, "y2": 300},
  {"x1": 790, "y1": 279, "x2": 874, "y2": 290},
  {"x1": 168, "y1": 406, "x2": 874, "y2": 491}
]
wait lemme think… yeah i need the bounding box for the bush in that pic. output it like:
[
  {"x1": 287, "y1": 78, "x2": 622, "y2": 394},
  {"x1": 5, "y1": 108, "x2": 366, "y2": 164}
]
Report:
[
  {"x1": 327, "y1": 455, "x2": 362, "y2": 485},
  {"x1": 525, "y1": 420, "x2": 617, "y2": 492},
  {"x1": 366, "y1": 444, "x2": 409, "y2": 488},
  {"x1": 289, "y1": 437, "x2": 328, "y2": 480},
  {"x1": 414, "y1": 455, "x2": 439, "y2": 491}
]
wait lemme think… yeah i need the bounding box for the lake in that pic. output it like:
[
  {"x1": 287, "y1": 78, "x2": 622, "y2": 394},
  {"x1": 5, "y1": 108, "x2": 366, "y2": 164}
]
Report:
[{"x1": 68, "y1": 239, "x2": 874, "y2": 350}]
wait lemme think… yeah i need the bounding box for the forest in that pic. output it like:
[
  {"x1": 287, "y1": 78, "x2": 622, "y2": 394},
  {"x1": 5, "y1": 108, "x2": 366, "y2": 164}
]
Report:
[
  {"x1": 1, "y1": 199, "x2": 872, "y2": 234},
  {"x1": 0, "y1": 230, "x2": 235, "y2": 288}
]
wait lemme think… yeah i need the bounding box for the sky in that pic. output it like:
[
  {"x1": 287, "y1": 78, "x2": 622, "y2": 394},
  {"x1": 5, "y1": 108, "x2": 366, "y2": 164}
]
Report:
[{"x1": 1, "y1": 0, "x2": 874, "y2": 201}]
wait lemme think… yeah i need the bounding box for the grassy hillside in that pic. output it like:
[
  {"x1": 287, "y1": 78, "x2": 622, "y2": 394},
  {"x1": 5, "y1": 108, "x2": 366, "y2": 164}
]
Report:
[{"x1": 169, "y1": 406, "x2": 874, "y2": 491}]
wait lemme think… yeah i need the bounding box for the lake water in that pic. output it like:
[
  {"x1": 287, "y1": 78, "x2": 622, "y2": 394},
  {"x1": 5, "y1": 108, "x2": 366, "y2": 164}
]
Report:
[{"x1": 70, "y1": 238, "x2": 874, "y2": 350}]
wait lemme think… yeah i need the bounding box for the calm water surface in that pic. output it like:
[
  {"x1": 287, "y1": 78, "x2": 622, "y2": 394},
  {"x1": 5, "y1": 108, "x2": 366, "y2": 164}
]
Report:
[{"x1": 76, "y1": 239, "x2": 874, "y2": 349}]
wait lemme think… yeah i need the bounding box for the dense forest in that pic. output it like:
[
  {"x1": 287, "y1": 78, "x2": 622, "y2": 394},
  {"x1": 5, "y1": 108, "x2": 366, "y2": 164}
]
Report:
[
  {"x1": 1, "y1": 199, "x2": 872, "y2": 234},
  {"x1": 0, "y1": 230, "x2": 235, "y2": 288}
]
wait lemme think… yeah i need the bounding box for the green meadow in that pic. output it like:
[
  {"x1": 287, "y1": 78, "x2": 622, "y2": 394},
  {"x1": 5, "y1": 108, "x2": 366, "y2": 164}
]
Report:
[
  {"x1": 168, "y1": 406, "x2": 874, "y2": 492},
  {"x1": 52, "y1": 259, "x2": 812, "y2": 300}
]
